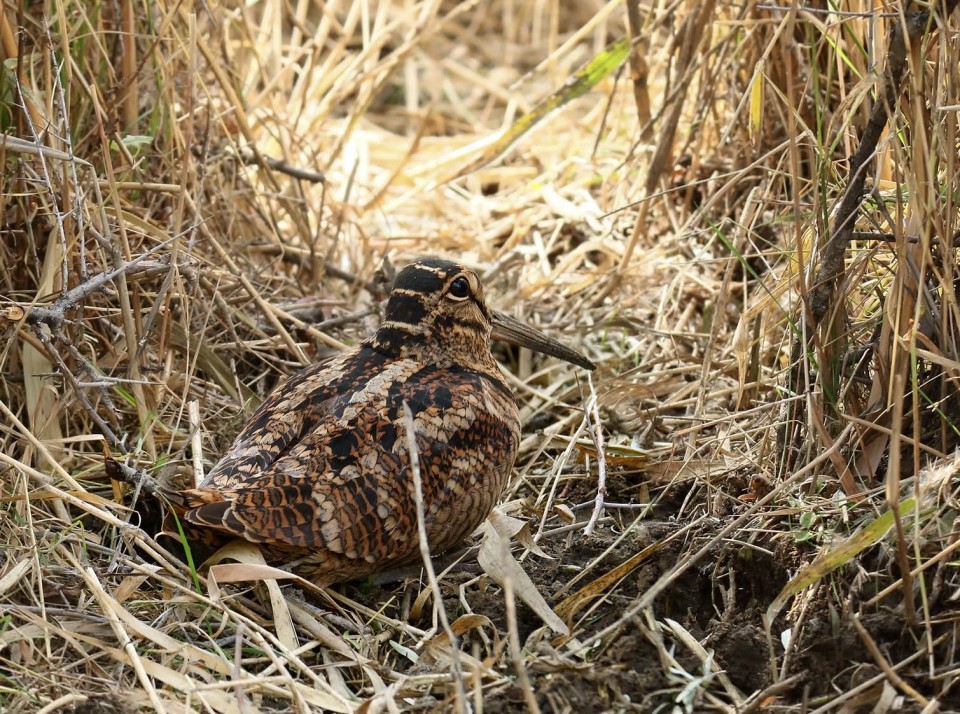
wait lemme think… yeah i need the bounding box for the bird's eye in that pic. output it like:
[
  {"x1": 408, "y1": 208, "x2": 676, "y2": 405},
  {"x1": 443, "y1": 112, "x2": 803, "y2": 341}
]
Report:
[{"x1": 447, "y1": 276, "x2": 471, "y2": 300}]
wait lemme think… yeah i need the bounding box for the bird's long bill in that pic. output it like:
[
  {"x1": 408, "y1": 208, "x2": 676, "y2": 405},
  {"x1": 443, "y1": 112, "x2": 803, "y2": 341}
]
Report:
[{"x1": 490, "y1": 310, "x2": 595, "y2": 370}]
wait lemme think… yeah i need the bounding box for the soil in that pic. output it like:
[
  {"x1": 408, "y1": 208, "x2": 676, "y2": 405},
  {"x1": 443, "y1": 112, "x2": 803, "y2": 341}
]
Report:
[{"x1": 342, "y1": 474, "x2": 958, "y2": 713}]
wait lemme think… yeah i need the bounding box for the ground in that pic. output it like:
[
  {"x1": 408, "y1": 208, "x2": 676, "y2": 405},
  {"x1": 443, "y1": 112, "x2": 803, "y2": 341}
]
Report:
[{"x1": 3, "y1": 1, "x2": 960, "y2": 712}]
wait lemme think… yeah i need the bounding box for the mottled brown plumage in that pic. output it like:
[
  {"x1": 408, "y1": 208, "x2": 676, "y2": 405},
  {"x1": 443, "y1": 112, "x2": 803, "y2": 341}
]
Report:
[{"x1": 163, "y1": 258, "x2": 594, "y2": 585}]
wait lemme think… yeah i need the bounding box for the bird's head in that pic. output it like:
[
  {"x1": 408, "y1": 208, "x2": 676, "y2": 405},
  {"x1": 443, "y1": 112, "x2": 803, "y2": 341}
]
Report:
[{"x1": 373, "y1": 258, "x2": 595, "y2": 372}]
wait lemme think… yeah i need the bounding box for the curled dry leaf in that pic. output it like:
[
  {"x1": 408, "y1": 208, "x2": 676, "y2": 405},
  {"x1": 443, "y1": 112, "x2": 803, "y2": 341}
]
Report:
[
  {"x1": 487, "y1": 507, "x2": 551, "y2": 559},
  {"x1": 418, "y1": 614, "x2": 496, "y2": 667},
  {"x1": 477, "y1": 513, "x2": 568, "y2": 636},
  {"x1": 205, "y1": 540, "x2": 300, "y2": 652},
  {"x1": 0, "y1": 304, "x2": 25, "y2": 322}
]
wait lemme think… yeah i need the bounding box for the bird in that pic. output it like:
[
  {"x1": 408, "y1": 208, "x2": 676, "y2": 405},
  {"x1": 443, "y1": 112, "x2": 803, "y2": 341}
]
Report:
[{"x1": 158, "y1": 257, "x2": 594, "y2": 586}]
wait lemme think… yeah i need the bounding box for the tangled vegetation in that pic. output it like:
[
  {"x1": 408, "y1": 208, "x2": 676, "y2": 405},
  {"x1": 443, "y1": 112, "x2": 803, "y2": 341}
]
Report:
[{"x1": 2, "y1": 1, "x2": 960, "y2": 711}]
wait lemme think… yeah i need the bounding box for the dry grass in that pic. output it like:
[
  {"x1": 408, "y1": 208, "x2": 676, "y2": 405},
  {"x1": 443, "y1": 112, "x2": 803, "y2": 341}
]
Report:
[{"x1": 3, "y1": 0, "x2": 960, "y2": 711}]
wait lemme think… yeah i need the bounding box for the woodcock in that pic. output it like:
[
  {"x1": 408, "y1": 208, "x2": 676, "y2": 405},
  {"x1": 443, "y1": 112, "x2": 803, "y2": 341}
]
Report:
[{"x1": 161, "y1": 258, "x2": 594, "y2": 585}]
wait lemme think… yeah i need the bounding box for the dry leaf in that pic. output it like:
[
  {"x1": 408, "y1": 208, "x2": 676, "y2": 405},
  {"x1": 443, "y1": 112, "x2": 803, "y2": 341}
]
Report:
[
  {"x1": 477, "y1": 518, "x2": 568, "y2": 635},
  {"x1": 555, "y1": 537, "x2": 666, "y2": 623},
  {"x1": 419, "y1": 614, "x2": 495, "y2": 666},
  {"x1": 205, "y1": 541, "x2": 300, "y2": 652},
  {"x1": 0, "y1": 559, "x2": 32, "y2": 599}
]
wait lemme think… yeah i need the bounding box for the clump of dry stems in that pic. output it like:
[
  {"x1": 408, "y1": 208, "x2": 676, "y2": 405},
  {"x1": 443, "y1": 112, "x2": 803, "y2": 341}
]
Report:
[{"x1": 2, "y1": 1, "x2": 960, "y2": 711}]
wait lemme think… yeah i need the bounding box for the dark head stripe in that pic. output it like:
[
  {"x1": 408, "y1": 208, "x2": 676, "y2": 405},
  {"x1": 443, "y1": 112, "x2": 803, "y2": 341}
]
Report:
[
  {"x1": 373, "y1": 324, "x2": 426, "y2": 356},
  {"x1": 383, "y1": 292, "x2": 429, "y2": 325},
  {"x1": 392, "y1": 262, "x2": 449, "y2": 295},
  {"x1": 434, "y1": 312, "x2": 485, "y2": 334}
]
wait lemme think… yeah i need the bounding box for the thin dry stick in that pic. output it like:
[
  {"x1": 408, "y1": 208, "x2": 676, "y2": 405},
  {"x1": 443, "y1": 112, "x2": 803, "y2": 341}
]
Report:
[
  {"x1": 582, "y1": 372, "x2": 607, "y2": 536},
  {"x1": 807, "y1": 635, "x2": 948, "y2": 714},
  {"x1": 401, "y1": 402, "x2": 468, "y2": 714},
  {"x1": 78, "y1": 565, "x2": 167, "y2": 714},
  {"x1": 34, "y1": 695, "x2": 89, "y2": 714},
  {"x1": 504, "y1": 577, "x2": 541, "y2": 714},
  {"x1": 886, "y1": 370, "x2": 917, "y2": 626},
  {"x1": 233, "y1": 621, "x2": 246, "y2": 704},
  {"x1": 865, "y1": 521, "x2": 960, "y2": 605},
  {"x1": 777, "y1": 581, "x2": 821, "y2": 683},
  {"x1": 238, "y1": 147, "x2": 326, "y2": 183},
  {"x1": 624, "y1": 0, "x2": 651, "y2": 132},
  {"x1": 849, "y1": 611, "x2": 928, "y2": 707},
  {"x1": 247, "y1": 629, "x2": 311, "y2": 713},
  {"x1": 0, "y1": 400, "x2": 84, "y2": 495},
  {"x1": 188, "y1": 400, "x2": 204, "y2": 488},
  {"x1": 738, "y1": 675, "x2": 804, "y2": 714}
]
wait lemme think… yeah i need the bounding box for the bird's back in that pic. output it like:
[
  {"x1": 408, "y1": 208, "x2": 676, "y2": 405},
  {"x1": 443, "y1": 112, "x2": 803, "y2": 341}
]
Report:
[{"x1": 177, "y1": 341, "x2": 521, "y2": 583}]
